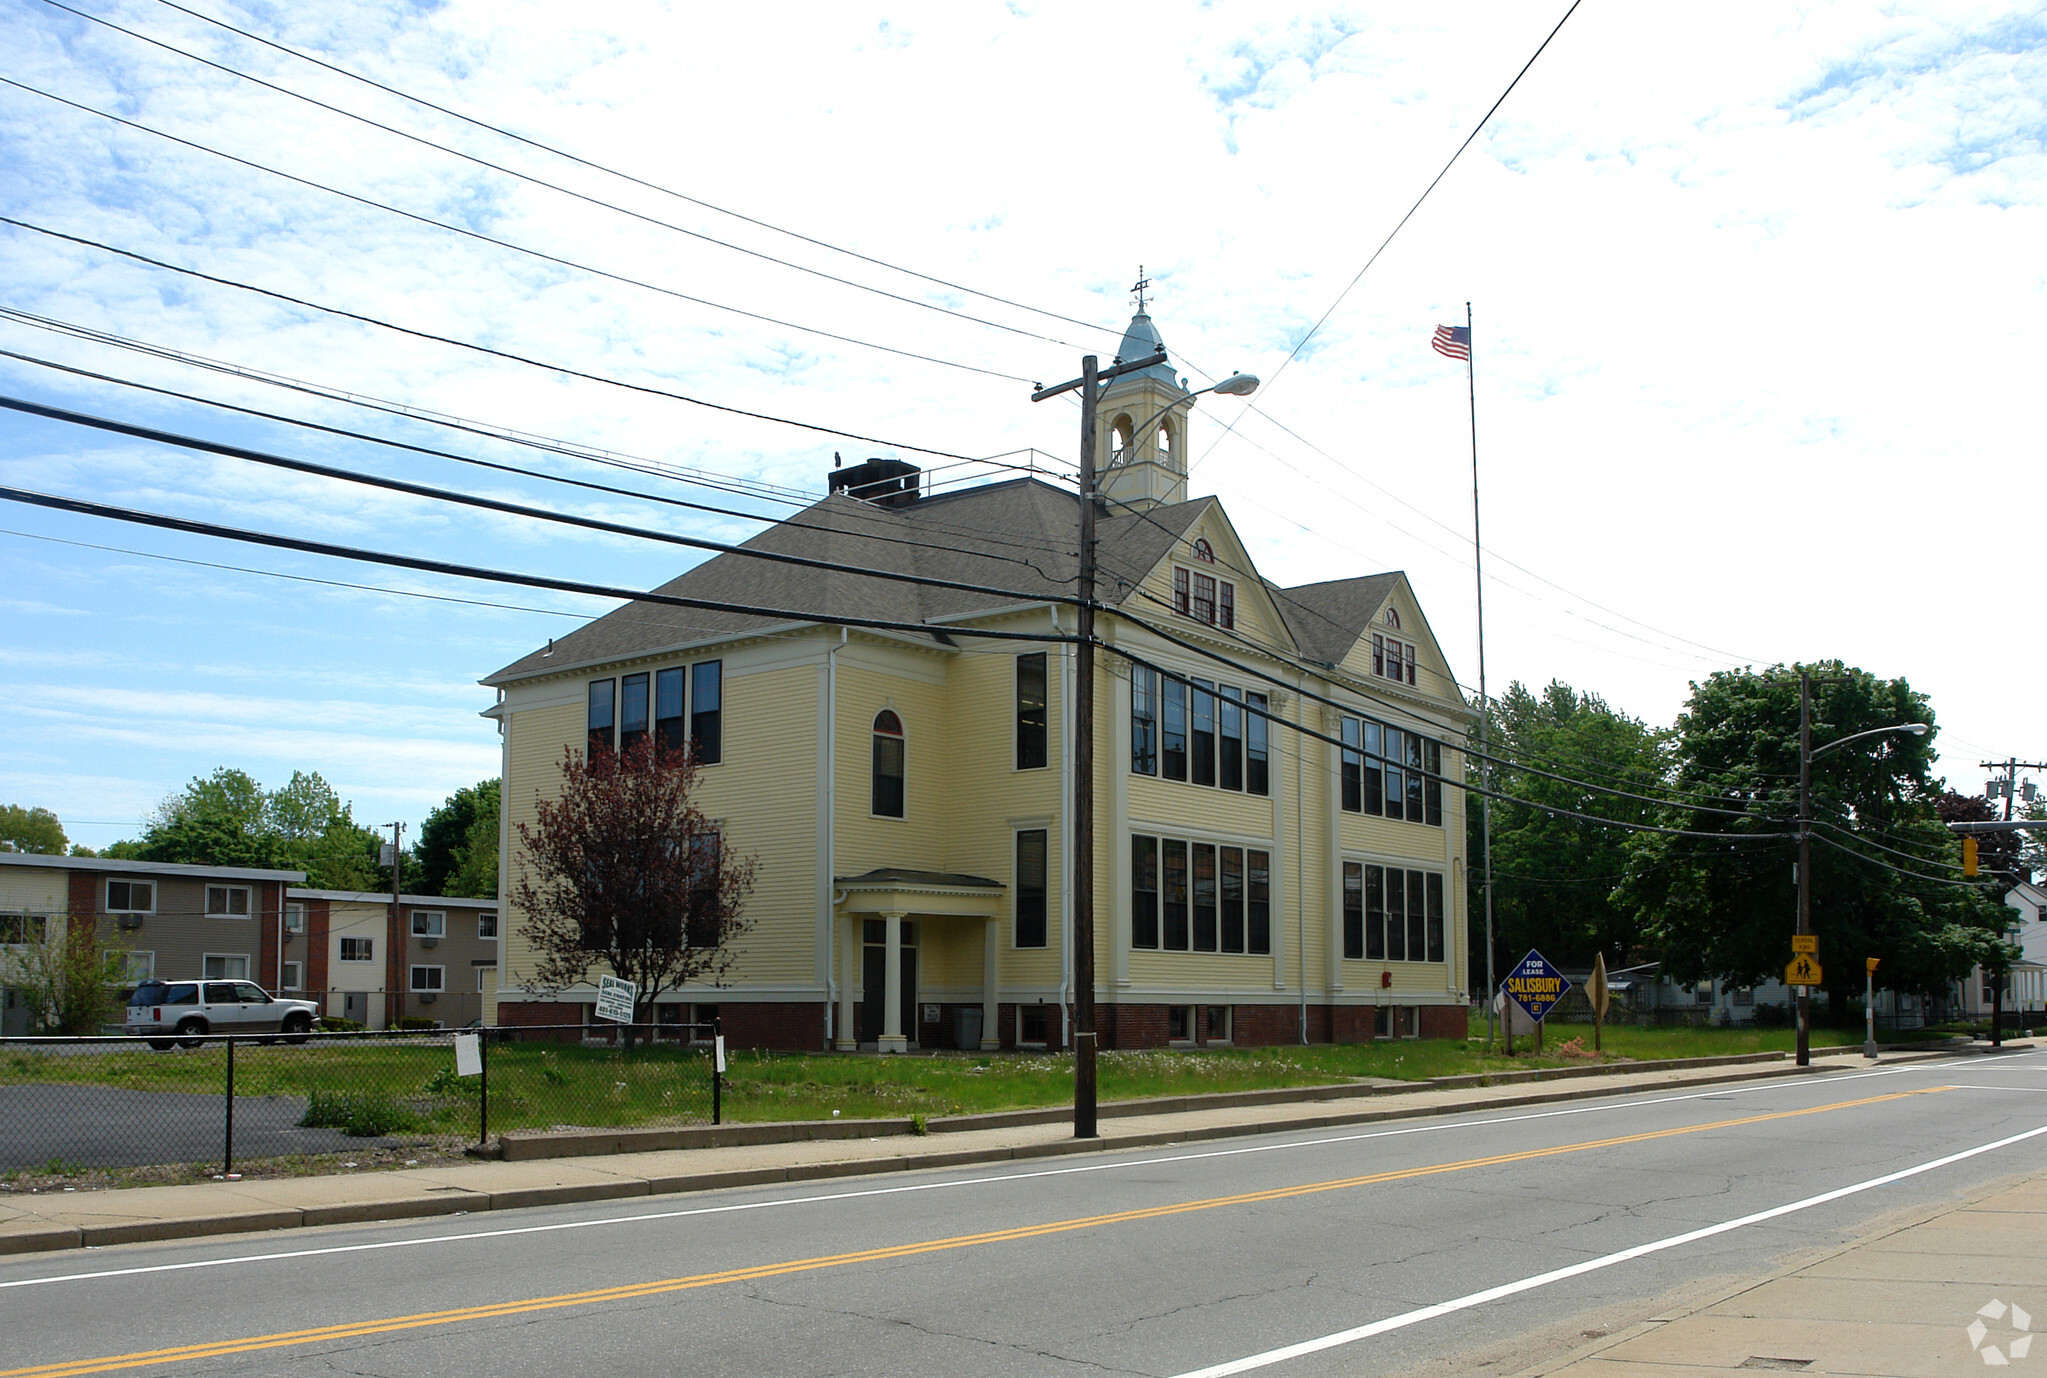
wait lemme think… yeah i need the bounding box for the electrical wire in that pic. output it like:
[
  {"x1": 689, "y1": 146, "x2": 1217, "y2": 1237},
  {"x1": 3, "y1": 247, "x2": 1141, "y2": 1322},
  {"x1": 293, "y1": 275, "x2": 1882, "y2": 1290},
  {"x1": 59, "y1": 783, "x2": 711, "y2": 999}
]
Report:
[
  {"x1": 146, "y1": 0, "x2": 1123, "y2": 341},
  {"x1": 29, "y1": 0, "x2": 1104, "y2": 354},
  {"x1": 0, "y1": 483, "x2": 1078, "y2": 648},
  {"x1": 0, "y1": 347, "x2": 1075, "y2": 575},
  {"x1": 0, "y1": 75, "x2": 1034, "y2": 385},
  {"x1": 0, "y1": 394, "x2": 1086, "y2": 610},
  {"x1": 1194, "y1": 0, "x2": 1583, "y2": 458},
  {"x1": 1, "y1": 216, "x2": 987, "y2": 462}
]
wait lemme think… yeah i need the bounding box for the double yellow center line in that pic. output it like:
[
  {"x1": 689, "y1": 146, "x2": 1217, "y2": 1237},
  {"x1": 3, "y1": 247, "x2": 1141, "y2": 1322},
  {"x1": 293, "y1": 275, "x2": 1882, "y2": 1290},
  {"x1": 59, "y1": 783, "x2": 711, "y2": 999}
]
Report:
[{"x1": 3, "y1": 1087, "x2": 1947, "y2": 1378}]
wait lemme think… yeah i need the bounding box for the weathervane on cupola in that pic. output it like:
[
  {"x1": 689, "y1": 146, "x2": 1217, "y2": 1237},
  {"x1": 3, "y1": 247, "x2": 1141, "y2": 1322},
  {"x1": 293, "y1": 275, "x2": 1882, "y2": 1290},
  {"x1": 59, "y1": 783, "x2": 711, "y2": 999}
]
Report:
[{"x1": 1131, "y1": 265, "x2": 1150, "y2": 313}]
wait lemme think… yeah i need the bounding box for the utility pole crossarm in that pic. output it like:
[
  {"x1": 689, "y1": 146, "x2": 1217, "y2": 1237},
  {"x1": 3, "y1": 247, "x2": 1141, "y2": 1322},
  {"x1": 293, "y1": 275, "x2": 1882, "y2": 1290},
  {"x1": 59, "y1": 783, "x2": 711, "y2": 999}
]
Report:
[
  {"x1": 1946, "y1": 821, "x2": 2047, "y2": 833},
  {"x1": 1031, "y1": 350, "x2": 1168, "y2": 403}
]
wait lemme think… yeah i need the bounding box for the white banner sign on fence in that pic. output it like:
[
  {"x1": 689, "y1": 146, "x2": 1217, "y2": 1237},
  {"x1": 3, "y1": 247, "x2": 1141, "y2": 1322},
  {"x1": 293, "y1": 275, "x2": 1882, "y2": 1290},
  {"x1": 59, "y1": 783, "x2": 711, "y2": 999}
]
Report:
[{"x1": 594, "y1": 975, "x2": 636, "y2": 1023}]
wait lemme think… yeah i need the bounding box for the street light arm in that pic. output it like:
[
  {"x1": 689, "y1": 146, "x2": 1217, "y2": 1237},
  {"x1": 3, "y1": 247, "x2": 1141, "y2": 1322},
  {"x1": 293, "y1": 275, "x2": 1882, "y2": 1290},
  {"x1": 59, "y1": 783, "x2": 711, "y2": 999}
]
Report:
[
  {"x1": 1122, "y1": 373, "x2": 1260, "y2": 445},
  {"x1": 1809, "y1": 722, "x2": 1930, "y2": 761}
]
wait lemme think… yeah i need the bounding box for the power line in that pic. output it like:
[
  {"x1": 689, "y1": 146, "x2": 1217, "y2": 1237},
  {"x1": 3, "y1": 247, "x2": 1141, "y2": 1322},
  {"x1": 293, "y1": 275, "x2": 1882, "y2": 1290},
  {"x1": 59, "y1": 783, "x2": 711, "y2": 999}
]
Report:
[
  {"x1": 2, "y1": 216, "x2": 985, "y2": 462},
  {"x1": 0, "y1": 394, "x2": 1085, "y2": 610},
  {"x1": 1195, "y1": 0, "x2": 1583, "y2": 457},
  {"x1": 0, "y1": 348, "x2": 1074, "y2": 575},
  {"x1": 145, "y1": 0, "x2": 1123, "y2": 342},
  {"x1": 0, "y1": 483, "x2": 1079, "y2": 648},
  {"x1": 31, "y1": 0, "x2": 1104, "y2": 354},
  {"x1": 0, "y1": 75, "x2": 1034, "y2": 385}
]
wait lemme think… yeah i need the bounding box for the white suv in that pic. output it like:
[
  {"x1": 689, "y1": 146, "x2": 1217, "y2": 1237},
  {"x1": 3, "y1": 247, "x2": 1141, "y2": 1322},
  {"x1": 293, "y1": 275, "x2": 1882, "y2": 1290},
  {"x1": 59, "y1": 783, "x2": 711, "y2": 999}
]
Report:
[{"x1": 126, "y1": 979, "x2": 321, "y2": 1049}]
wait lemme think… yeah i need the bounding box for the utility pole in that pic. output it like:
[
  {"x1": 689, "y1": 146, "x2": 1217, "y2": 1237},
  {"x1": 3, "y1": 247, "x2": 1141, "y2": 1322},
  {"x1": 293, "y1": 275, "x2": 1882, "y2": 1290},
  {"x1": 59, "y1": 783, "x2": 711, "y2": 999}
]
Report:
[
  {"x1": 386, "y1": 822, "x2": 404, "y2": 1026},
  {"x1": 1032, "y1": 345, "x2": 1167, "y2": 1140},
  {"x1": 1975, "y1": 759, "x2": 2042, "y2": 1046},
  {"x1": 1797, "y1": 674, "x2": 1814, "y2": 1068}
]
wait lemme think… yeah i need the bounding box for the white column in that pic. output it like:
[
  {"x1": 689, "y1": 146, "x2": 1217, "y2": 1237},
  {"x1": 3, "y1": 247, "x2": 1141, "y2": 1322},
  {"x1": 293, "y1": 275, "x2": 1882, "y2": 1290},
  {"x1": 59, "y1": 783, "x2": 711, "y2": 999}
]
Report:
[
  {"x1": 879, "y1": 911, "x2": 907, "y2": 1053},
  {"x1": 835, "y1": 913, "x2": 859, "y2": 1051},
  {"x1": 982, "y1": 917, "x2": 1001, "y2": 1051}
]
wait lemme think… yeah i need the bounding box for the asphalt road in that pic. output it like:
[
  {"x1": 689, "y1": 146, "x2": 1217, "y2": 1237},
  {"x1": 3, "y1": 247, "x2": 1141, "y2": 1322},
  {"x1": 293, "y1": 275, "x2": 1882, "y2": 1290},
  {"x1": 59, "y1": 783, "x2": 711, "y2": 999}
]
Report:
[
  {"x1": 0, "y1": 1084, "x2": 396, "y2": 1170},
  {"x1": 4, "y1": 1051, "x2": 2045, "y2": 1377}
]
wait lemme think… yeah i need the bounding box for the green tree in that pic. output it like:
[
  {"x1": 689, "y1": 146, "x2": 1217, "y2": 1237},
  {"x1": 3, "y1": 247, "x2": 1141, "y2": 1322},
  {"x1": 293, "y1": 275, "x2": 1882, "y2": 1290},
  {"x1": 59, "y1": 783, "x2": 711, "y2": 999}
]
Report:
[
  {"x1": 415, "y1": 779, "x2": 500, "y2": 897},
  {"x1": 138, "y1": 768, "x2": 382, "y2": 890},
  {"x1": 0, "y1": 918, "x2": 133, "y2": 1034},
  {"x1": 0, "y1": 804, "x2": 69, "y2": 855},
  {"x1": 1469, "y1": 681, "x2": 1668, "y2": 985},
  {"x1": 1617, "y1": 663, "x2": 2001, "y2": 1018}
]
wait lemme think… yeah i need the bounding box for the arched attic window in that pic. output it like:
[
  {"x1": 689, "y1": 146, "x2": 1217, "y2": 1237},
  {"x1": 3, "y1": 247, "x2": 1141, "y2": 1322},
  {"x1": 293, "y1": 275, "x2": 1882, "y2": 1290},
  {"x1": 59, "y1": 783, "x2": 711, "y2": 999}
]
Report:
[{"x1": 872, "y1": 710, "x2": 905, "y2": 818}]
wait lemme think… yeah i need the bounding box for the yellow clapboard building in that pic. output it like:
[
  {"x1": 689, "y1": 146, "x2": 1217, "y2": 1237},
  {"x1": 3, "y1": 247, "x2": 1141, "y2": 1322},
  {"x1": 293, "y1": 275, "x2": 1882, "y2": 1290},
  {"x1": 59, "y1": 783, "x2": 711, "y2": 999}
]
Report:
[{"x1": 482, "y1": 308, "x2": 1476, "y2": 1051}]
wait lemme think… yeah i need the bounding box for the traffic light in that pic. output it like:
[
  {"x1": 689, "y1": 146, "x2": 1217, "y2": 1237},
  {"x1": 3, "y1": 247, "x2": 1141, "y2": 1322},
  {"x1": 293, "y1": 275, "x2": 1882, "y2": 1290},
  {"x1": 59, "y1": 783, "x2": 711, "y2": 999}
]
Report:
[{"x1": 1964, "y1": 836, "x2": 1979, "y2": 877}]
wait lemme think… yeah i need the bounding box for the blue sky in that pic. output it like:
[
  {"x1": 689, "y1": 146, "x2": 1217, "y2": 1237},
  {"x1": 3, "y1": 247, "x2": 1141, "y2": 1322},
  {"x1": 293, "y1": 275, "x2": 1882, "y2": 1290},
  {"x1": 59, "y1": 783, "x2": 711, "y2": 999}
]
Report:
[{"x1": 2, "y1": 0, "x2": 2043, "y2": 850}]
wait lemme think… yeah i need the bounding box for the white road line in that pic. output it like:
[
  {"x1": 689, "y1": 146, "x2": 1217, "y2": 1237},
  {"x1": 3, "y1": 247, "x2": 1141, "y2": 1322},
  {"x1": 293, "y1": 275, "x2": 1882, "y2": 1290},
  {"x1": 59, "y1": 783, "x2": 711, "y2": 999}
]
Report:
[
  {"x1": 0, "y1": 1058, "x2": 1975, "y2": 1292},
  {"x1": 1166, "y1": 1120, "x2": 2047, "y2": 1378}
]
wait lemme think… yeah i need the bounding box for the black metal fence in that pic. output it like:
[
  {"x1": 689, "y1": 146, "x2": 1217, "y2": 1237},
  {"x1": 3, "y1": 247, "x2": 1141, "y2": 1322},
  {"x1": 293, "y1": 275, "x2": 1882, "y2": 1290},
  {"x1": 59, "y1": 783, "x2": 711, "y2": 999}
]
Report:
[{"x1": 0, "y1": 1023, "x2": 721, "y2": 1178}]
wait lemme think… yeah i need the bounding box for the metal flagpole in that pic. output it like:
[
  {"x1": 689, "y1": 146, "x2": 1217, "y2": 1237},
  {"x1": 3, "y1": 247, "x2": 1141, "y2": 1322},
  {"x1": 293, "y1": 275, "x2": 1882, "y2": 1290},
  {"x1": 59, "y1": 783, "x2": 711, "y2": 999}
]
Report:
[{"x1": 1465, "y1": 302, "x2": 1497, "y2": 1053}]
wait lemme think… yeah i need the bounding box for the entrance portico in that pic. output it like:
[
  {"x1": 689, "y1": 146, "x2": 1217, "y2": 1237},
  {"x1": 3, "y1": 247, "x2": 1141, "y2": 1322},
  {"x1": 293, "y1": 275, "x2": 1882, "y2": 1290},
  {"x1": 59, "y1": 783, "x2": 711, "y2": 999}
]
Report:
[{"x1": 835, "y1": 869, "x2": 1004, "y2": 1053}]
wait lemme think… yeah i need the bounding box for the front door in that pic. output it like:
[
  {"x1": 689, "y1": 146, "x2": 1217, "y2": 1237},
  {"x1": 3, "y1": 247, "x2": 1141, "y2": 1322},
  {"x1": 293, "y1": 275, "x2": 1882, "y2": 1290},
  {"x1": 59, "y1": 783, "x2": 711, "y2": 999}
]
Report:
[{"x1": 858, "y1": 922, "x2": 918, "y2": 1045}]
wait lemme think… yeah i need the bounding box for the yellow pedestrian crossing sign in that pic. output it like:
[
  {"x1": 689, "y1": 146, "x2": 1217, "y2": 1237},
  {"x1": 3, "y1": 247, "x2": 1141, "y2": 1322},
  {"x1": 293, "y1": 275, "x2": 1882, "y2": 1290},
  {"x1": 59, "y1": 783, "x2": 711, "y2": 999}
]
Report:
[{"x1": 1785, "y1": 955, "x2": 1822, "y2": 986}]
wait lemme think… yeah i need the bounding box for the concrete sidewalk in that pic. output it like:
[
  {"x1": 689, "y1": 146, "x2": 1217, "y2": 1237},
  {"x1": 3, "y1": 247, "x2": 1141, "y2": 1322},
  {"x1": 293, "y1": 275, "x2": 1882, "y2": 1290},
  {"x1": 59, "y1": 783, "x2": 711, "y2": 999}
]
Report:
[
  {"x1": 1515, "y1": 1169, "x2": 2047, "y2": 1377},
  {"x1": 0, "y1": 1043, "x2": 1987, "y2": 1257}
]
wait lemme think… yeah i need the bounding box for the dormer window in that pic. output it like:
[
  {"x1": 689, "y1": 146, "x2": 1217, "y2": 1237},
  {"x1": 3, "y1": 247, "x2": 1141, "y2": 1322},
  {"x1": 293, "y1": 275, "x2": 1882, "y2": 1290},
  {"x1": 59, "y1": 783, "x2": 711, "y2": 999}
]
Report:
[
  {"x1": 1173, "y1": 566, "x2": 1235, "y2": 630},
  {"x1": 1373, "y1": 633, "x2": 1417, "y2": 686}
]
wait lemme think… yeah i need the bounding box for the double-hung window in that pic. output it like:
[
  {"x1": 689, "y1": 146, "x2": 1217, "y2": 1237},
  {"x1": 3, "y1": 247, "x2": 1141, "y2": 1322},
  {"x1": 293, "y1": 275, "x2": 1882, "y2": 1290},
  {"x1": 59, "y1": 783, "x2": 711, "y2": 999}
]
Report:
[
  {"x1": 340, "y1": 937, "x2": 373, "y2": 962},
  {"x1": 1132, "y1": 672, "x2": 1268, "y2": 796},
  {"x1": 1338, "y1": 715, "x2": 1442, "y2": 827},
  {"x1": 603, "y1": 660, "x2": 723, "y2": 764},
  {"x1": 1014, "y1": 829, "x2": 1047, "y2": 948},
  {"x1": 1172, "y1": 565, "x2": 1236, "y2": 629},
  {"x1": 1016, "y1": 652, "x2": 1048, "y2": 770},
  {"x1": 871, "y1": 711, "x2": 905, "y2": 818},
  {"x1": 1372, "y1": 633, "x2": 1418, "y2": 686},
  {"x1": 206, "y1": 885, "x2": 250, "y2": 918},
  {"x1": 410, "y1": 966, "x2": 444, "y2": 993},
  {"x1": 1131, "y1": 834, "x2": 1272, "y2": 956},
  {"x1": 1343, "y1": 863, "x2": 1445, "y2": 963}
]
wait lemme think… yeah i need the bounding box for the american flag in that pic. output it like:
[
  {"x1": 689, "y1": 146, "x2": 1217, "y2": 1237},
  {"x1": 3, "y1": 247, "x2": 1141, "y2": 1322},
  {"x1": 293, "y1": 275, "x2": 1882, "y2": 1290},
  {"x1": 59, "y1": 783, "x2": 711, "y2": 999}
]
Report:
[{"x1": 1431, "y1": 324, "x2": 1471, "y2": 362}]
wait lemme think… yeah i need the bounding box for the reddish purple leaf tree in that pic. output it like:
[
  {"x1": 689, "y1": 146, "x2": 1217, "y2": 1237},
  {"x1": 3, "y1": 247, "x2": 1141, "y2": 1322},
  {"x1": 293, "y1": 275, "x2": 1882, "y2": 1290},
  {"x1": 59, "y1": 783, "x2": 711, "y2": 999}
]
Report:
[{"x1": 511, "y1": 739, "x2": 756, "y2": 1045}]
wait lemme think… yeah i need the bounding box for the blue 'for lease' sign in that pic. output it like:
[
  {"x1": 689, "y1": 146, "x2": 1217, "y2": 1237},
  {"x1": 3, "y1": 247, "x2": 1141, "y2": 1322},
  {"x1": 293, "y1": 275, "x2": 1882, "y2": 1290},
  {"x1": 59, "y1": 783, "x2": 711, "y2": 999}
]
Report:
[{"x1": 1502, "y1": 950, "x2": 1572, "y2": 1023}]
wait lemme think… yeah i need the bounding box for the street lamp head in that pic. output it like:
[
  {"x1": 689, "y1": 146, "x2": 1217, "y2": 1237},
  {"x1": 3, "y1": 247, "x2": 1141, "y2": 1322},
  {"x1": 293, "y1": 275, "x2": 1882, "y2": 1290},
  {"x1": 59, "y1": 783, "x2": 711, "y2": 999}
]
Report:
[
  {"x1": 1901, "y1": 723, "x2": 1930, "y2": 737},
  {"x1": 1211, "y1": 373, "x2": 1260, "y2": 397}
]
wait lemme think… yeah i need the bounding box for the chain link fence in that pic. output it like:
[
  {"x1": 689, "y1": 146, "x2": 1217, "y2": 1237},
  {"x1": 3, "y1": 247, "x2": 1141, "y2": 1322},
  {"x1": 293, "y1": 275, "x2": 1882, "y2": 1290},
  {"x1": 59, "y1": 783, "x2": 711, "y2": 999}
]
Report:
[{"x1": 0, "y1": 1023, "x2": 721, "y2": 1178}]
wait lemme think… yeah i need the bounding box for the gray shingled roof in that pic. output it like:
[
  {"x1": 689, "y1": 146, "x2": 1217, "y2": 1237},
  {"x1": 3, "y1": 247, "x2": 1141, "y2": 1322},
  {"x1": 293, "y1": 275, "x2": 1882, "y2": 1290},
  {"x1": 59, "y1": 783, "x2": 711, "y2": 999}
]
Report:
[
  {"x1": 1271, "y1": 573, "x2": 1402, "y2": 666},
  {"x1": 487, "y1": 478, "x2": 1214, "y2": 684}
]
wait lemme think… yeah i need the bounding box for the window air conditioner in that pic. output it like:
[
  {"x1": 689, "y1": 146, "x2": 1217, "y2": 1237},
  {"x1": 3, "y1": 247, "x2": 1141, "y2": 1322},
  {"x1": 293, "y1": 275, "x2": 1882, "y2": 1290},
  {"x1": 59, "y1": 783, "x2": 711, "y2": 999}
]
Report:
[
  {"x1": 116, "y1": 914, "x2": 144, "y2": 929},
  {"x1": 420, "y1": 936, "x2": 439, "y2": 948},
  {"x1": 418, "y1": 992, "x2": 438, "y2": 1003}
]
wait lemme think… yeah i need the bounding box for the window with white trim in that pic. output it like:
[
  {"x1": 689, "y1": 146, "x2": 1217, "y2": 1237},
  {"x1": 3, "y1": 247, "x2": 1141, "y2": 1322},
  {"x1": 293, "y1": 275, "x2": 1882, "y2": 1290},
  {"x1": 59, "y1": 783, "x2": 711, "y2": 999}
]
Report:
[
  {"x1": 589, "y1": 659, "x2": 723, "y2": 764},
  {"x1": 202, "y1": 953, "x2": 250, "y2": 980},
  {"x1": 477, "y1": 912, "x2": 498, "y2": 939},
  {"x1": 1341, "y1": 862, "x2": 1446, "y2": 963},
  {"x1": 1014, "y1": 829, "x2": 1048, "y2": 949},
  {"x1": 410, "y1": 966, "x2": 444, "y2": 993},
  {"x1": 410, "y1": 910, "x2": 446, "y2": 938},
  {"x1": 106, "y1": 880, "x2": 154, "y2": 914},
  {"x1": 1172, "y1": 566, "x2": 1236, "y2": 629},
  {"x1": 120, "y1": 950, "x2": 154, "y2": 982},
  {"x1": 339, "y1": 937, "x2": 374, "y2": 962},
  {"x1": 281, "y1": 961, "x2": 303, "y2": 991},
  {"x1": 1372, "y1": 632, "x2": 1418, "y2": 686},
  {"x1": 1130, "y1": 834, "x2": 1271, "y2": 955},
  {"x1": 1130, "y1": 667, "x2": 1268, "y2": 796},
  {"x1": 206, "y1": 885, "x2": 251, "y2": 918},
  {"x1": 284, "y1": 902, "x2": 306, "y2": 934},
  {"x1": 1339, "y1": 715, "x2": 1443, "y2": 826},
  {"x1": 871, "y1": 710, "x2": 905, "y2": 818}
]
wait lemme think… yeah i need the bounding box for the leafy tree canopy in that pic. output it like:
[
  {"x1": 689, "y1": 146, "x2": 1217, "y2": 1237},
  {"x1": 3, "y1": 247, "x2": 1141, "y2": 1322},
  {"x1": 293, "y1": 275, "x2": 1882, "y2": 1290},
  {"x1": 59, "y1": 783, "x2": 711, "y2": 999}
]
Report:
[
  {"x1": 138, "y1": 768, "x2": 383, "y2": 891},
  {"x1": 1469, "y1": 681, "x2": 1668, "y2": 982},
  {"x1": 415, "y1": 778, "x2": 500, "y2": 898},
  {"x1": 1617, "y1": 662, "x2": 2002, "y2": 1010},
  {"x1": 0, "y1": 803, "x2": 68, "y2": 855},
  {"x1": 512, "y1": 740, "x2": 754, "y2": 1044}
]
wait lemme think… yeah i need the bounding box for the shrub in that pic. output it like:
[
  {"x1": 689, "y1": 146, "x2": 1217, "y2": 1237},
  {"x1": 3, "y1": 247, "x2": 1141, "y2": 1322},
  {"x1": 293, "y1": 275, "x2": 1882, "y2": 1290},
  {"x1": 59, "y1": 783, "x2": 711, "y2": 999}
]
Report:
[
  {"x1": 299, "y1": 1089, "x2": 420, "y2": 1137},
  {"x1": 320, "y1": 1016, "x2": 364, "y2": 1032},
  {"x1": 396, "y1": 1017, "x2": 438, "y2": 1030}
]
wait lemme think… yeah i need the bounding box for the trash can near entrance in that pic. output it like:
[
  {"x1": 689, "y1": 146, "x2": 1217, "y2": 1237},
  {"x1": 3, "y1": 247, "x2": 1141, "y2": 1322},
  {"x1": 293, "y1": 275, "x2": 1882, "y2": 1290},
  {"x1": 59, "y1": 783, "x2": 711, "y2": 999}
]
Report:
[{"x1": 952, "y1": 1006, "x2": 983, "y2": 1051}]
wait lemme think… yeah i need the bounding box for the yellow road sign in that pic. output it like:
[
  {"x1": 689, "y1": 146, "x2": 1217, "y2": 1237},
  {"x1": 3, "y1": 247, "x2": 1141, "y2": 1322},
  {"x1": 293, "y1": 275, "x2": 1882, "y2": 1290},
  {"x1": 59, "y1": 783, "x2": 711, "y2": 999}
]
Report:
[
  {"x1": 1791, "y1": 934, "x2": 1817, "y2": 954},
  {"x1": 1785, "y1": 955, "x2": 1823, "y2": 986}
]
